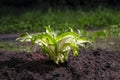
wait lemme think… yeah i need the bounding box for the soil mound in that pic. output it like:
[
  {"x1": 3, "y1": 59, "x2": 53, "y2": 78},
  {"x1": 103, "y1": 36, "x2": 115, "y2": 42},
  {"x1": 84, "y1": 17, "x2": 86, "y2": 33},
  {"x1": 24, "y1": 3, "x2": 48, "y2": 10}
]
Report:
[{"x1": 0, "y1": 49, "x2": 120, "y2": 80}]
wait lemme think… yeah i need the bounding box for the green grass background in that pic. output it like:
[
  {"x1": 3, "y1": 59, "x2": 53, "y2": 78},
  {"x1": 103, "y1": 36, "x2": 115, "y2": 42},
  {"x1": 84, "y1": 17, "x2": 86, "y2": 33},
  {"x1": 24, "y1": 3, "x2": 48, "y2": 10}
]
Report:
[
  {"x1": 0, "y1": 7, "x2": 120, "y2": 52},
  {"x1": 0, "y1": 7, "x2": 120, "y2": 34}
]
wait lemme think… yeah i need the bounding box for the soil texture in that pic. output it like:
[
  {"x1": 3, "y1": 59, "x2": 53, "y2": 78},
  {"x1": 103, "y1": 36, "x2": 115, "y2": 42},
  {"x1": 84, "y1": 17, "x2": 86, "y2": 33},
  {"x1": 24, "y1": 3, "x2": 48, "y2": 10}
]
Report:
[{"x1": 0, "y1": 48, "x2": 120, "y2": 80}]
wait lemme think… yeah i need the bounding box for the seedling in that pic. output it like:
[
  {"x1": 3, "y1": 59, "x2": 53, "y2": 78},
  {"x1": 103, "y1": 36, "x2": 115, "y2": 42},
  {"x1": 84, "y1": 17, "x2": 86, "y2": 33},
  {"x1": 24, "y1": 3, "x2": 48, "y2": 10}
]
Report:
[{"x1": 16, "y1": 27, "x2": 91, "y2": 64}]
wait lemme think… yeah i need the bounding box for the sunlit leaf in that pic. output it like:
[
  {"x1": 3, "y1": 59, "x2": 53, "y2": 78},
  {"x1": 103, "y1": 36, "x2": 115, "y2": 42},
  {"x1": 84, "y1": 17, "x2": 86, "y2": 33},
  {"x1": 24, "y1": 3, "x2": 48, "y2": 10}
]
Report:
[{"x1": 17, "y1": 26, "x2": 91, "y2": 64}]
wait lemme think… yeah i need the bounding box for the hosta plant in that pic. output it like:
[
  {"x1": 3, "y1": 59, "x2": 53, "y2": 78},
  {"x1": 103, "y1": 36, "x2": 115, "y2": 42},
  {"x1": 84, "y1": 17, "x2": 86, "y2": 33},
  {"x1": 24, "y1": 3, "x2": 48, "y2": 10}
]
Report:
[{"x1": 16, "y1": 27, "x2": 91, "y2": 64}]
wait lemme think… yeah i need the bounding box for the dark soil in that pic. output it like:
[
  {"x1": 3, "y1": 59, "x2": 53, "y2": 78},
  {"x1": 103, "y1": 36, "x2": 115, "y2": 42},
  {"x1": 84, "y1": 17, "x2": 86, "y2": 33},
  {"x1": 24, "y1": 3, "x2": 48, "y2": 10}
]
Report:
[
  {"x1": 0, "y1": 48, "x2": 120, "y2": 80},
  {"x1": 0, "y1": 34, "x2": 19, "y2": 41}
]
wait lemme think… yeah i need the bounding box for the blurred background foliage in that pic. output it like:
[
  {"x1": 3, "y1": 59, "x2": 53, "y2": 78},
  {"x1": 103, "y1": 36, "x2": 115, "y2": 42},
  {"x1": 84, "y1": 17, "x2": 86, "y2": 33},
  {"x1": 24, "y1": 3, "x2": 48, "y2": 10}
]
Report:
[
  {"x1": 0, "y1": 0, "x2": 120, "y2": 51},
  {"x1": 0, "y1": 0, "x2": 120, "y2": 34}
]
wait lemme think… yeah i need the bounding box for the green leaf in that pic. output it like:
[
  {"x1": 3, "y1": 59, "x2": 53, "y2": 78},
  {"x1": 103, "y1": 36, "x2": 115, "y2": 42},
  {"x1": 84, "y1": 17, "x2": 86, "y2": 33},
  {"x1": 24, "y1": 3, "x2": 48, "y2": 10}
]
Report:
[
  {"x1": 17, "y1": 27, "x2": 91, "y2": 64},
  {"x1": 16, "y1": 32, "x2": 32, "y2": 42},
  {"x1": 56, "y1": 32, "x2": 78, "y2": 41},
  {"x1": 73, "y1": 50, "x2": 78, "y2": 57}
]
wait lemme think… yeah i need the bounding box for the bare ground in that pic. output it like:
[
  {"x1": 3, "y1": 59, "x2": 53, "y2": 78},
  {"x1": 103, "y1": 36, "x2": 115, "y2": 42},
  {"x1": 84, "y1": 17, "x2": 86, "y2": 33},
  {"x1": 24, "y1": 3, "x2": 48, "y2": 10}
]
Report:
[{"x1": 0, "y1": 48, "x2": 120, "y2": 80}]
